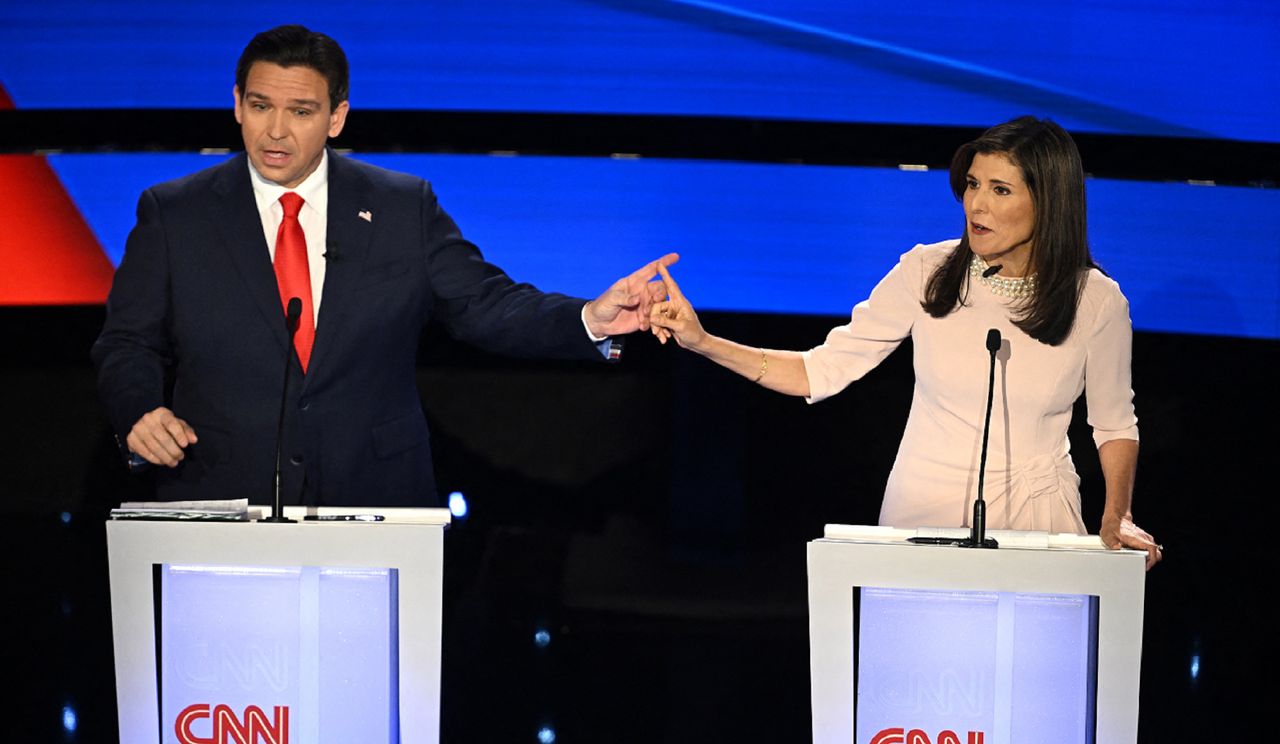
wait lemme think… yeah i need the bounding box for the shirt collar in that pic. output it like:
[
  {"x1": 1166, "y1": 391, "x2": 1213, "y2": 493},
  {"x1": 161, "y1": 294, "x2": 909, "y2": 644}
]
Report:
[{"x1": 247, "y1": 149, "x2": 329, "y2": 212}]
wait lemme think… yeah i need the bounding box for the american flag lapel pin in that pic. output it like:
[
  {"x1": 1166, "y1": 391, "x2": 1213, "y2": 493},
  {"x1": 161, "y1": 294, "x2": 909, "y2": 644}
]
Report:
[{"x1": 358, "y1": 210, "x2": 373, "y2": 222}]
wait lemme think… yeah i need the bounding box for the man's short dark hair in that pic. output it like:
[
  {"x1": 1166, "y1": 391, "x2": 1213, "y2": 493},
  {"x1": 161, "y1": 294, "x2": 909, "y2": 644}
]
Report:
[{"x1": 236, "y1": 25, "x2": 349, "y2": 109}]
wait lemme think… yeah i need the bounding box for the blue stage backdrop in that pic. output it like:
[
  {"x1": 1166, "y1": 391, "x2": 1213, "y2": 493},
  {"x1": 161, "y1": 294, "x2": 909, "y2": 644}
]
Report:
[
  {"x1": 48, "y1": 152, "x2": 1280, "y2": 340},
  {"x1": 1, "y1": 0, "x2": 1276, "y2": 142}
]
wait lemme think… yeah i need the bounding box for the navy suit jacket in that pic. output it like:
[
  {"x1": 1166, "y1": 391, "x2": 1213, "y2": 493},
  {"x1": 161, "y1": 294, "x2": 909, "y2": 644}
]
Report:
[{"x1": 92, "y1": 150, "x2": 601, "y2": 506}]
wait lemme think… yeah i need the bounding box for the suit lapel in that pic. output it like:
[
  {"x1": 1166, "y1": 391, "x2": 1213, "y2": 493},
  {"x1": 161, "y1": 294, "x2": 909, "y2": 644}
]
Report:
[
  {"x1": 305, "y1": 150, "x2": 375, "y2": 383},
  {"x1": 210, "y1": 155, "x2": 292, "y2": 355}
]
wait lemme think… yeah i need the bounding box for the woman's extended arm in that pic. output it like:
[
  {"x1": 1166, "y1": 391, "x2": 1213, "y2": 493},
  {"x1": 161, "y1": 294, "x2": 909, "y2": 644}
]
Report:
[{"x1": 648, "y1": 264, "x2": 811, "y2": 397}]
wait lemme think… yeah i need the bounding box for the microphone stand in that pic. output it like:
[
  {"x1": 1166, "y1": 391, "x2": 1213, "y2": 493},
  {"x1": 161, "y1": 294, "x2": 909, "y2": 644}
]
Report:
[
  {"x1": 262, "y1": 298, "x2": 302, "y2": 524},
  {"x1": 959, "y1": 329, "x2": 1001, "y2": 549}
]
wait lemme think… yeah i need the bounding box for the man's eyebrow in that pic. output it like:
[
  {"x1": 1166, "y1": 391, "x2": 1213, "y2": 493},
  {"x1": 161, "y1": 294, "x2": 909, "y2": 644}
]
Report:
[{"x1": 243, "y1": 91, "x2": 322, "y2": 108}]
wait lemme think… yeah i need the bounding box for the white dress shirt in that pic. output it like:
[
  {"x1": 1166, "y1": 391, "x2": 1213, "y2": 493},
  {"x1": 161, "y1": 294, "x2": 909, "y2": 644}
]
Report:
[{"x1": 247, "y1": 151, "x2": 329, "y2": 325}]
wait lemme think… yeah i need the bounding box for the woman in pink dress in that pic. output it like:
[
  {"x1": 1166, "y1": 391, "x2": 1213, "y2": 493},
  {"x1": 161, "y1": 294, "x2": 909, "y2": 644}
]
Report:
[{"x1": 649, "y1": 117, "x2": 1162, "y2": 569}]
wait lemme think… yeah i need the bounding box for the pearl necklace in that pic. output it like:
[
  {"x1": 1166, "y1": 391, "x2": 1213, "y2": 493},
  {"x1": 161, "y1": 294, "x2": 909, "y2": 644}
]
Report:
[{"x1": 970, "y1": 254, "x2": 1037, "y2": 299}]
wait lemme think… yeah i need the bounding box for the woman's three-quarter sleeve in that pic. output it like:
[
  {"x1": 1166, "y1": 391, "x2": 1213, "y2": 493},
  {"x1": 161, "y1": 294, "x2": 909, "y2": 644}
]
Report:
[
  {"x1": 802, "y1": 244, "x2": 934, "y2": 403},
  {"x1": 1083, "y1": 277, "x2": 1140, "y2": 447}
]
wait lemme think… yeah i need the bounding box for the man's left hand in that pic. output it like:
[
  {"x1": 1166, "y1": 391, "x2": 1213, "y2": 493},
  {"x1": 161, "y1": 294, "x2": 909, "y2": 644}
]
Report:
[{"x1": 584, "y1": 253, "x2": 680, "y2": 337}]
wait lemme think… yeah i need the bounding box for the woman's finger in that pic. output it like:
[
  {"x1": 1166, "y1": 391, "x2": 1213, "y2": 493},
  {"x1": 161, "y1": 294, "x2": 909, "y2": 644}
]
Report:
[{"x1": 656, "y1": 263, "x2": 686, "y2": 303}]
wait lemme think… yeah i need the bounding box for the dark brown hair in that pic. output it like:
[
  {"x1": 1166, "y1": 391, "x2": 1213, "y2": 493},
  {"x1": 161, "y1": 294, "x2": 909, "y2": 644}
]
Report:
[
  {"x1": 236, "y1": 25, "x2": 349, "y2": 110},
  {"x1": 922, "y1": 116, "x2": 1099, "y2": 345}
]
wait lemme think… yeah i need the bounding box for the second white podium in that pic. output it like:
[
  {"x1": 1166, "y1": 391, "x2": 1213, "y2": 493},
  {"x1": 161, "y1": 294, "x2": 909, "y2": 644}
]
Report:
[{"x1": 809, "y1": 525, "x2": 1147, "y2": 744}]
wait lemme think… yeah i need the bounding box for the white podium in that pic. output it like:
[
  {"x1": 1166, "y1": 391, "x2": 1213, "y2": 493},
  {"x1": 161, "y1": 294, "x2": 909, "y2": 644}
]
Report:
[
  {"x1": 106, "y1": 506, "x2": 451, "y2": 744},
  {"x1": 809, "y1": 525, "x2": 1146, "y2": 744}
]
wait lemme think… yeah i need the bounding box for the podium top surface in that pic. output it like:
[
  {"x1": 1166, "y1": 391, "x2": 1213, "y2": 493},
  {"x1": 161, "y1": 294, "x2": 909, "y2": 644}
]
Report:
[
  {"x1": 106, "y1": 506, "x2": 451, "y2": 571},
  {"x1": 108, "y1": 503, "x2": 452, "y2": 526},
  {"x1": 821, "y1": 523, "x2": 1122, "y2": 553},
  {"x1": 811, "y1": 523, "x2": 1147, "y2": 604}
]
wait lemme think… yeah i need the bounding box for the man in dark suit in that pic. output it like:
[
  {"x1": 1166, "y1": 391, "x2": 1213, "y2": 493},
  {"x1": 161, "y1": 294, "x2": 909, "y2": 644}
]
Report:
[{"x1": 91, "y1": 25, "x2": 676, "y2": 507}]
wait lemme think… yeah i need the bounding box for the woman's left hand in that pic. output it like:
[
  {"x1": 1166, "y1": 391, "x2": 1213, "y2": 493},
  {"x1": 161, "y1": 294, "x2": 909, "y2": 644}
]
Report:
[{"x1": 1101, "y1": 514, "x2": 1163, "y2": 571}]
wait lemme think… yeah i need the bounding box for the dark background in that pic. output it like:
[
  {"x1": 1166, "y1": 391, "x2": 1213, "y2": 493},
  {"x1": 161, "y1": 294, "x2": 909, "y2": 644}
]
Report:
[{"x1": 3, "y1": 110, "x2": 1276, "y2": 742}]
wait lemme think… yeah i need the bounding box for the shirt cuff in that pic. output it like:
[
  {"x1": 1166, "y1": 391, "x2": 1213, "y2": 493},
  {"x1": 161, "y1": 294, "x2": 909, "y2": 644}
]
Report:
[
  {"x1": 581, "y1": 304, "x2": 608, "y2": 342},
  {"x1": 581, "y1": 305, "x2": 623, "y2": 361}
]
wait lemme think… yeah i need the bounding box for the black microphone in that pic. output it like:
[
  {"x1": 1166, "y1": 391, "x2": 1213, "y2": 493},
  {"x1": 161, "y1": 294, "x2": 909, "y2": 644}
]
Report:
[
  {"x1": 982, "y1": 264, "x2": 1003, "y2": 278},
  {"x1": 263, "y1": 297, "x2": 302, "y2": 523},
  {"x1": 960, "y1": 328, "x2": 1002, "y2": 548}
]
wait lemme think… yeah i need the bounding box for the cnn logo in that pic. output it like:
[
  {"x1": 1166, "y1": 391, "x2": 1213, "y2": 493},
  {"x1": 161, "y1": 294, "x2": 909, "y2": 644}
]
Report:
[
  {"x1": 175, "y1": 703, "x2": 289, "y2": 744},
  {"x1": 872, "y1": 729, "x2": 985, "y2": 744}
]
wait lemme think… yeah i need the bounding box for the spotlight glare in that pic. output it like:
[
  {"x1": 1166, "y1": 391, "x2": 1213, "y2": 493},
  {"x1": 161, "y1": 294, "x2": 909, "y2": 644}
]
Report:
[
  {"x1": 537, "y1": 726, "x2": 556, "y2": 744},
  {"x1": 534, "y1": 629, "x2": 551, "y2": 648},
  {"x1": 1190, "y1": 654, "x2": 1201, "y2": 680},
  {"x1": 448, "y1": 492, "x2": 468, "y2": 519},
  {"x1": 62, "y1": 705, "x2": 77, "y2": 732}
]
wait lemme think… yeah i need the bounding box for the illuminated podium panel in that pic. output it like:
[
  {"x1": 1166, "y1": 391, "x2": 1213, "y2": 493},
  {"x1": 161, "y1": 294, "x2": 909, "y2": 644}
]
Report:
[
  {"x1": 808, "y1": 526, "x2": 1146, "y2": 744},
  {"x1": 106, "y1": 507, "x2": 450, "y2": 744}
]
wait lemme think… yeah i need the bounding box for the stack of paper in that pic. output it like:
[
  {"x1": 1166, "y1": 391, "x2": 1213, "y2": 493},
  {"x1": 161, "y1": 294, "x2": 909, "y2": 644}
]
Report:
[{"x1": 110, "y1": 499, "x2": 257, "y2": 521}]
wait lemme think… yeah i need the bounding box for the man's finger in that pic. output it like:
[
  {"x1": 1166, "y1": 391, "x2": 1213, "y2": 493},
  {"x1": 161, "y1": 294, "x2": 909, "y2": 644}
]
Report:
[
  {"x1": 126, "y1": 432, "x2": 164, "y2": 466},
  {"x1": 149, "y1": 427, "x2": 187, "y2": 464},
  {"x1": 132, "y1": 428, "x2": 181, "y2": 466},
  {"x1": 628, "y1": 252, "x2": 680, "y2": 283},
  {"x1": 163, "y1": 416, "x2": 194, "y2": 448},
  {"x1": 127, "y1": 407, "x2": 197, "y2": 467}
]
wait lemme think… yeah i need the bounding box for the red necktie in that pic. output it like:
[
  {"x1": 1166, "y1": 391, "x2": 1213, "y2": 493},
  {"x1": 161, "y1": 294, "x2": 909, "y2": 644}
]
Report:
[{"x1": 274, "y1": 192, "x2": 316, "y2": 372}]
